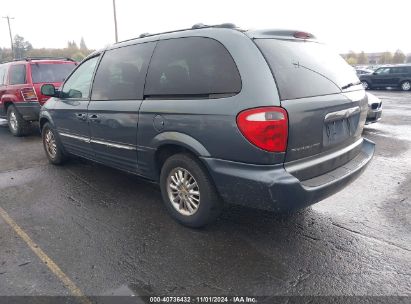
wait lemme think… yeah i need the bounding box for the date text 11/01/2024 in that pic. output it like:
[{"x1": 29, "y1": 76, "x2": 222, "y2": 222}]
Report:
[{"x1": 149, "y1": 296, "x2": 258, "y2": 303}]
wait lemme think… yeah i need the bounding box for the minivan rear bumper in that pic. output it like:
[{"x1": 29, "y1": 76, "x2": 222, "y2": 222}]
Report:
[{"x1": 201, "y1": 138, "x2": 374, "y2": 211}]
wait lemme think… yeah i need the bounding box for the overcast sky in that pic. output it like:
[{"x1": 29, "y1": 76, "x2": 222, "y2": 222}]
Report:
[{"x1": 1, "y1": 0, "x2": 410, "y2": 54}]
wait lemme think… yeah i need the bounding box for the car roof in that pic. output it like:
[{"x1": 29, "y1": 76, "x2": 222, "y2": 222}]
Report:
[{"x1": 105, "y1": 24, "x2": 316, "y2": 51}]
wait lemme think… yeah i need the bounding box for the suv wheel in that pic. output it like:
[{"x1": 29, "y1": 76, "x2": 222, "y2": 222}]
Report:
[
  {"x1": 42, "y1": 122, "x2": 67, "y2": 165},
  {"x1": 361, "y1": 80, "x2": 370, "y2": 90},
  {"x1": 401, "y1": 81, "x2": 411, "y2": 91},
  {"x1": 7, "y1": 105, "x2": 29, "y2": 136},
  {"x1": 160, "y1": 153, "x2": 223, "y2": 228}
]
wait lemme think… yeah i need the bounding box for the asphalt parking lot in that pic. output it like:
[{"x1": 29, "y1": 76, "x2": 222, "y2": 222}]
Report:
[{"x1": 0, "y1": 90, "x2": 410, "y2": 300}]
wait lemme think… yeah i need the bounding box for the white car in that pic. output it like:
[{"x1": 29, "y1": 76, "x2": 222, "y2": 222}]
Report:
[{"x1": 366, "y1": 92, "x2": 382, "y2": 124}]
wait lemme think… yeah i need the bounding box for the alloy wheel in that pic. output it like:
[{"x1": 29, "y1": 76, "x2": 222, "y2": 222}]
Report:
[
  {"x1": 401, "y1": 81, "x2": 411, "y2": 91},
  {"x1": 44, "y1": 129, "x2": 57, "y2": 159},
  {"x1": 166, "y1": 167, "x2": 200, "y2": 216},
  {"x1": 9, "y1": 111, "x2": 18, "y2": 131}
]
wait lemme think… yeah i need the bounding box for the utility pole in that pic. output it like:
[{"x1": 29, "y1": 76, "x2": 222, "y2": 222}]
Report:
[
  {"x1": 2, "y1": 16, "x2": 15, "y2": 58},
  {"x1": 112, "y1": 0, "x2": 118, "y2": 42}
]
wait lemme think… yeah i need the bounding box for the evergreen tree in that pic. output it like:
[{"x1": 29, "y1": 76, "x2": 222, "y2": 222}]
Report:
[{"x1": 80, "y1": 37, "x2": 87, "y2": 51}]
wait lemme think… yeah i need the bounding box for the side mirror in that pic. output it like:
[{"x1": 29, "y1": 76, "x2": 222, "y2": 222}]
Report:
[
  {"x1": 68, "y1": 89, "x2": 82, "y2": 98},
  {"x1": 41, "y1": 84, "x2": 56, "y2": 97},
  {"x1": 372, "y1": 72, "x2": 378, "y2": 75}
]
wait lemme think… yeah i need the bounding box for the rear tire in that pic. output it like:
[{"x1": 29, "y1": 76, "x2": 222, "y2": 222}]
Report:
[
  {"x1": 7, "y1": 105, "x2": 30, "y2": 136},
  {"x1": 160, "y1": 153, "x2": 223, "y2": 228},
  {"x1": 400, "y1": 81, "x2": 411, "y2": 91},
  {"x1": 42, "y1": 122, "x2": 67, "y2": 165}
]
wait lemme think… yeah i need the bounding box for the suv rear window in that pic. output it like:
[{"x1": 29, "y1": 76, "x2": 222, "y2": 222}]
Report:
[
  {"x1": 9, "y1": 64, "x2": 26, "y2": 85},
  {"x1": 255, "y1": 39, "x2": 359, "y2": 100},
  {"x1": 145, "y1": 37, "x2": 241, "y2": 98},
  {"x1": 31, "y1": 63, "x2": 76, "y2": 83},
  {"x1": 0, "y1": 65, "x2": 7, "y2": 86}
]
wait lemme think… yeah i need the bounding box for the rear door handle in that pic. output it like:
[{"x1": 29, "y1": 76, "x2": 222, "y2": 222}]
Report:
[{"x1": 88, "y1": 114, "x2": 101, "y2": 123}]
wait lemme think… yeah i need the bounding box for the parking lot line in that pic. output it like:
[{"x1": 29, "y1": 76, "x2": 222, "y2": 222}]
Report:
[{"x1": 0, "y1": 206, "x2": 91, "y2": 304}]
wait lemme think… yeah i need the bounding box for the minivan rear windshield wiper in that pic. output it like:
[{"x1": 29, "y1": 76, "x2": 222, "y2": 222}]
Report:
[{"x1": 341, "y1": 81, "x2": 362, "y2": 90}]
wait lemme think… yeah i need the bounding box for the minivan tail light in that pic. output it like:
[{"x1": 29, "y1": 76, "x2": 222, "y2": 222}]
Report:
[
  {"x1": 21, "y1": 87, "x2": 38, "y2": 102},
  {"x1": 236, "y1": 107, "x2": 288, "y2": 152}
]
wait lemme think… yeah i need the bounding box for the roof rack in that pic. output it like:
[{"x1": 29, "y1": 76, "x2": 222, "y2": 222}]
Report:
[
  {"x1": 192, "y1": 23, "x2": 237, "y2": 29},
  {"x1": 1, "y1": 57, "x2": 76, "y2": 64},
  {"x1": 116, "y1": 23, "x2": 239, "y2": 44},
  {"x1": 22, "y1": 57, "x2": 75, "y2": 62}
]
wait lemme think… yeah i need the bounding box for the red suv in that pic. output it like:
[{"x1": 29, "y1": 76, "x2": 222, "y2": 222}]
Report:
[{"x1": 0, "y1": 57, "x2": 77, "y2": 136}]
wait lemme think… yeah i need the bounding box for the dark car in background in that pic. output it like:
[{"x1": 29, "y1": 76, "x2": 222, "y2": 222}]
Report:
[
  {"x1": 39, "y1": 24, "x2": 374, "y2": 227},
  {"x1": 360, "y1": 64, "x2": 411, "y2": 91},
  {"x1": 0, "y1": 57, "x2": 77, "y2": 136}
]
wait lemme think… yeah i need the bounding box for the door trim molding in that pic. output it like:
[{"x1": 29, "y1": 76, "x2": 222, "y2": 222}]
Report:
[
  {"x1": 59, "y1": 132, "x2": 137, "y2": 150},
  {"x1": 59, "y1": 132, "x2": 90, "y2": 143},
  {"x1": 90, "y1": 139, "x2": 137, "y2": 150}
]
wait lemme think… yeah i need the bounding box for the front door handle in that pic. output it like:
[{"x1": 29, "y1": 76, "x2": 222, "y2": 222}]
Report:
[
  {"x1": 76, "y1": 113, "x2": 87, "y2": 121},
  {"x1": 88, "y1": 114, "x2": 101, "y2": 123}
]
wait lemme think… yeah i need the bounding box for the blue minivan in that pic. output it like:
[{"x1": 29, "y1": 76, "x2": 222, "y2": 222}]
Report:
[{"x1": 39, "y1": 24, "x2": 374, "y2": 227}]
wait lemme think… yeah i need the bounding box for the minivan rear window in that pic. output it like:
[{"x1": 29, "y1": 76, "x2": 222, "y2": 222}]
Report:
[
  {"x1": 145, "y1": 37, "x2": 241, "y2": 98},
  {"x1": 255, "y1": 39, "x2": 359, "y2": 100},
  {"x1": 31, "y1": 63, "x2": 76, "y2": 83}
]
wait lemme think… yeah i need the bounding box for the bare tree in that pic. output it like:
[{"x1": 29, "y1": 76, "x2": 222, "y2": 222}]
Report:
[{"x1": 392, "y1": 49, "x2": 405, "y2": 64}]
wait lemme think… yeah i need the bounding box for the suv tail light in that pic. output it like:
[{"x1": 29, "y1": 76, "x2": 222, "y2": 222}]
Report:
[
  {"x1": 236, "y1": 107, "x2": 288, "y2": 152},
  {"x1": 21, "y1": 87, "x2": 38, "y2": 102}
]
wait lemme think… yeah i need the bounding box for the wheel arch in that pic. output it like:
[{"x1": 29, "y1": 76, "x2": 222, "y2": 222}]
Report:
[
  {"x1": 2, "y1": 100, "x2": 14, "y2": 113},
  {"x1": 39, "y1": 111, "x2": 55, "y2": 134},
  {"x1": 151, "y1": 132, "x2": 211, "y2": 178},
  {"x1": 1, "y1": 94, "x2": 18, "y2": 112}
]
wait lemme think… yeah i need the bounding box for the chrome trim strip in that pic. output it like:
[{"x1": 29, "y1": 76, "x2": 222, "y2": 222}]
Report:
[
  {"x1": 59, "y1": 132, "x2": 136, "y2": 150},
  {"x1": 59, "y1": 132, "x2": 90, "y2": 143},
  {"x1": 90, "y1": 139, "x2": 137, "y2": 150},
  {"x1": 324, "y1": 106, "x2": 360, "y2": 122}
]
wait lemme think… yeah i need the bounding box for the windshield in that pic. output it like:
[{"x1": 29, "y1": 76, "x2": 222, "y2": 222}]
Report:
[
  {"x1": 31, "y1": 63, "x2": 76, "y2": 83},
  {"x1": 255, "y1": 39, "x2": 360, "y2": 100}
]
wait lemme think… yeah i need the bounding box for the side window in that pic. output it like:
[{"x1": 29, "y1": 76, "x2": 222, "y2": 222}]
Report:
[
  {"x1": 91, "y1": 42, "x2": 155, "y2": 100},
  {"x1": 9, "y1": 64, "x2": 26, "y2": 85},
  {"x1": 0, "y1": 65, "x2": 7, "y2": 86},
  {"x1": 62, "y1": 56, "x2": 99, "y2": 99},
  {"x1": 390, "y1": 67, "x2": 402, "y2": 74},
  {"x1": 145, "y1": 37, "x2": 241, "y2": 97},
  {"x1": 375, "y1": 67, "x2": 390, "y2": 75}
]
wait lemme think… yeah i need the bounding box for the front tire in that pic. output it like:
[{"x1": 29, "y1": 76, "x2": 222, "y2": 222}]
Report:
[
  {"x1": 42, "y1": 122, "x2": 66, "y2": 165},
  {"x1": 401, "y1": 81, "x2": 411, "y2": 91},
  {"x1": 7, "y1": 105, "x2": 29, "y2": 136},
  {"x1": 361, "y1": 80, "x2": 371, "y2": 90},
  {"x1": 160, "y1": 153, "x2": 223, "y2": 228}
]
